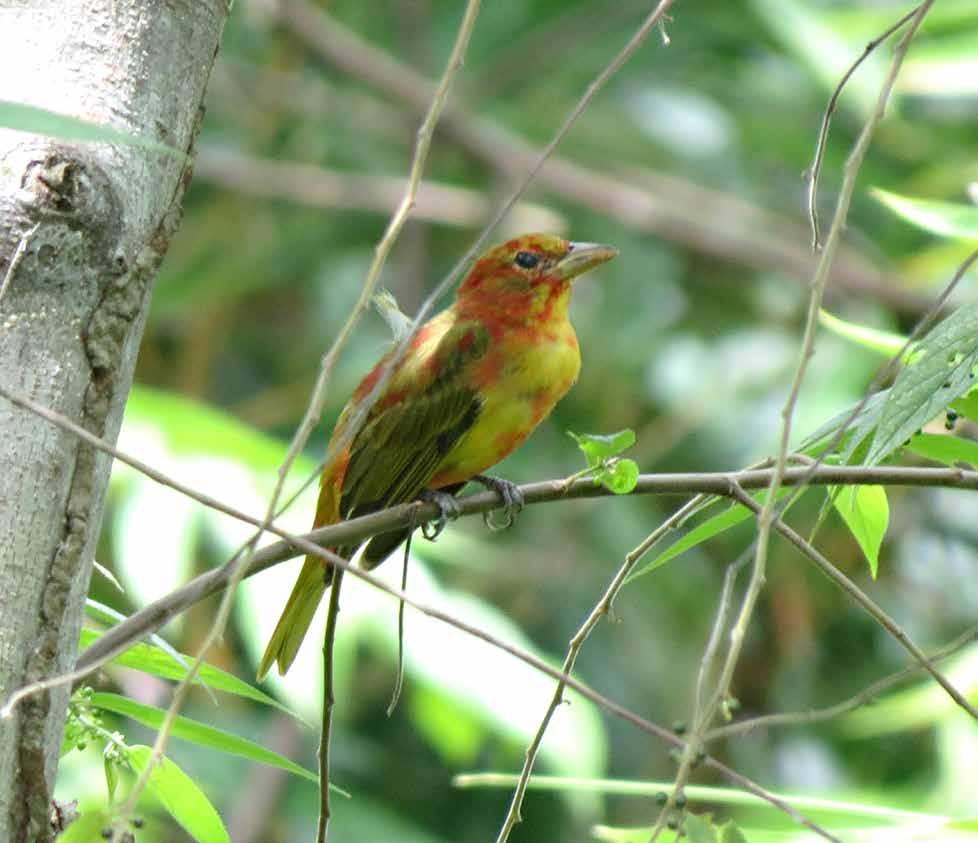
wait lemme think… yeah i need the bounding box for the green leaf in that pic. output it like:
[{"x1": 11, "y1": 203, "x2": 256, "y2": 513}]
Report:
[
  {"x1": 627, "y1": 489, "x2": 793, "y2": 583},
  {"x1": 78, "y1": 628, "x2": 299, "y2": 719},
  {"x1": 568, "y1": 429, "x2": 636, "y2": 467},
  {"x1": 830, "y1": 485, "x2": 889, "y2": 577},
  {"x1": 868, "y1": 302, "x2": 978, "y2": 465},
  {"x1": 127, "y1": 745, "x2": 229, "y2": 843},
  {"x1": 684, "y1": 813, "x2": 717, "y2": 843},
  {"x1": 873, "y1": 188, "x2": 978, "y2": 240},
  {"x1": 105, "y1": 754, "x2": 119, "y2": 803},
  {"x1": 951, "y1": 390, "x2": 978, "y2": 424},
  {"x1": 907, "y1": 432, "x2": 978, "y2": 469},
  {"x1": 717, "y1": 821, "x2": 748, "y2": 843},
  {"x1": 597, "y1": 458, "x2": 639, "y2": 494},
  {"x1": 819, "y1": 309, "x2": 911, "y2": 358},
  {"x1": 57, "y1": 811, "x2": 113, "y2": 842},
  {"x1": 83, "y1": 601, "x2": 208, "y2": 701},
  {"x1": 0, "y1": 100, "x2": 183, "y2": 157},
  {"x1": 91, "y1": 693, "x2": 325, "y2": 788}
]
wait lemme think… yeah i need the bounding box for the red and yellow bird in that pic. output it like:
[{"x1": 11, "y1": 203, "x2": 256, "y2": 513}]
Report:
[{"x1": 257, "y1": 233, "x2": 617, "y2": 679}]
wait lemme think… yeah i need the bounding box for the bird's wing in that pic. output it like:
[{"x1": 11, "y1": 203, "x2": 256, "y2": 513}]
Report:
[{"x1": 339, "y1": 321, "x2": 489, "y2": 518}]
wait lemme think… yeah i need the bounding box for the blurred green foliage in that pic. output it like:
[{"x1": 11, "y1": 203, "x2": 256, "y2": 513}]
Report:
[{"x1": 54, "y1": 0, "x2": 978, "y2": 840}]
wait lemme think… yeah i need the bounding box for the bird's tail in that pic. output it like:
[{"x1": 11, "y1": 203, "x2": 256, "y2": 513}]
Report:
[
  {"x1": 258, "y1": 467, "x2": 345, "y2": 681},
  {"x1": 257, "y1": 555, "x2": 335, "y2": 681}
]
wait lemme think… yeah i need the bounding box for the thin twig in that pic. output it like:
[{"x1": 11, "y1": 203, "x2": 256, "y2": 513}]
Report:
[
  {"x1": 806, "y1": 3, "x2": 924, "y2": 249},
  {"x1": 317, "y1": 570, "x2": 344, "y2": 843},
  {"x1": 647, "y1": 549, "x2": 753, "y2": 837},
  {"x1": 494, "y1": 495, "x2": 704, "y2": 843},
  {"x1": 693, "y1": 550, "x2": 752, "y2": 721},
  {"x1": 706, "y1": 622, "x2": 978, "y2": 742}
]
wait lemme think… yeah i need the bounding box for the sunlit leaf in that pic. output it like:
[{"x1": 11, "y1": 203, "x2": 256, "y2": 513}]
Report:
[
  {"x1": 873, "y1": 188, "x2": 978, "y2": 240},
  {"x1": 91, "y1": 693, "x2": 327, "y2": 788},
  {"x1": 78, "y1": 628, "x2": 299, "y2": 719},
  {"x1": 596, "y1": 458, "x2": 639, "y2": 494},
  {"x1": 831, "y1": 485, "x2": 889, "y2": 577},
  {"x1": 819, "y1": 309, "x2": 911, "y2": 358},
  {"x1": 57, "y1": 812, "x2": 113, "y2": 843},
  {"x1": 127, "y1": 745, "x2": 229, "y2": 843}
]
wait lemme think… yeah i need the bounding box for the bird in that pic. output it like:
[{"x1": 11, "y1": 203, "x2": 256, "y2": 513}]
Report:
[{"x1": 257, "y1": 233, "x2": 617, "y2": 680}]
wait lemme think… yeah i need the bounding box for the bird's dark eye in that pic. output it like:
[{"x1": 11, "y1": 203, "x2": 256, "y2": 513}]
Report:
[{"x1": 514, "y1": 251, "x2": 539, "y2": 270}]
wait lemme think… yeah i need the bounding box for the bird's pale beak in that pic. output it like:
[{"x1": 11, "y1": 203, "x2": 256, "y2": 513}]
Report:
[{"x1": 553, "y1": 241, "x2": 618, "y2": 282}]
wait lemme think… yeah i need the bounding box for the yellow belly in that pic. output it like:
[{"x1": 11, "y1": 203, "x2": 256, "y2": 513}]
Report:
[{"x1": 428, "y1": 326, "x2": 581, "y2": 487}]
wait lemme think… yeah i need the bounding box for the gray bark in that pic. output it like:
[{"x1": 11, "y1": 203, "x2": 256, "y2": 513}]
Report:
[{"x1": 0, "y1": 2, "x2": 228, "y2": 840}]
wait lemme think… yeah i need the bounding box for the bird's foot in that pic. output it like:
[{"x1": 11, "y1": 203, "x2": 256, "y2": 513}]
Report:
[
  {"x1": 419, "y1": 489, "x2": 462, "y2": 540},
  {"x1": 472, "y1": 474, "x2": 524, "y2": 531}
]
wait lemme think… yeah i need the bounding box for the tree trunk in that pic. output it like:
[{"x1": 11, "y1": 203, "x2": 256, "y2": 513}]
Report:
[{"x1": 0, "y1": 3, "x2": 228, "y2": 839}]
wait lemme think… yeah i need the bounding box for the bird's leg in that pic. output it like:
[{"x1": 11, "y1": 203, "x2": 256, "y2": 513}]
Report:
[
  {"x1": 419, "y1": 488, "x2": 462, "y2": 540},
  {"x1": 471, "y1": 474, "x2": 524, "y2": 531}
]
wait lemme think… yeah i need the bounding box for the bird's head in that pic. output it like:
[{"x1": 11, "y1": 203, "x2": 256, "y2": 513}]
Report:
[{"x1": 456, "y1": 234, "x2": 617, "y2": 318}]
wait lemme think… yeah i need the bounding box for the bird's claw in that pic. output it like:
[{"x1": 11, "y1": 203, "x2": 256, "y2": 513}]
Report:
[
  {"x1": 419, "y1": 489, "x2": 462, "y2": 541},
  {"x1": 472, "y1": 474, "x2": 524, "y2": 531}
]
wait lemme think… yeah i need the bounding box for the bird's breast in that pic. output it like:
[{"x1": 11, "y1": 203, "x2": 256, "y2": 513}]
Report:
[{"x1": 427, "y1": 321, "x2": 581, "y2": 488}]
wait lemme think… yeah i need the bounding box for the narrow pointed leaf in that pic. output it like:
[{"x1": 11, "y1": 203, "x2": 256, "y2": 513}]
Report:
[
  {"x1": 127, "y1": 745, "x2": 229, "y2": 843},
  {"x1": 91, "y1": 693, "x2": 325, "y2": 787},
  {"x1": 79, "y1": 628, "x2": 300, "y2": 719},
  {"x1": 873, "y1": 188, "x2": 978, "y2": 240},
  {"x1": 0, "y1": 100, "x2": 183, "y2": 157}
]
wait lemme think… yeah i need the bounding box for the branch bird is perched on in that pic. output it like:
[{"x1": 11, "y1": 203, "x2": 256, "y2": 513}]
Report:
[{"x1": 258, "y1": 233, "x2": 617, "y2": 679}]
